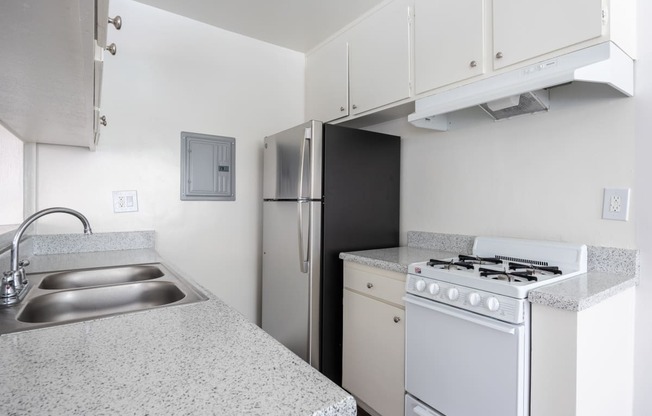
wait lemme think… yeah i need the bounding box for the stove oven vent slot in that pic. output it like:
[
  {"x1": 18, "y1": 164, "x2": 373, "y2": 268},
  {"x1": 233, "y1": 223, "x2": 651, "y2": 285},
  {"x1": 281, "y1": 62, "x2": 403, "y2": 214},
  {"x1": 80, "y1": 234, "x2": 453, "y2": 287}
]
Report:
[{"x1": 495, "y1": 255, "x2": 548, "y2": 267}]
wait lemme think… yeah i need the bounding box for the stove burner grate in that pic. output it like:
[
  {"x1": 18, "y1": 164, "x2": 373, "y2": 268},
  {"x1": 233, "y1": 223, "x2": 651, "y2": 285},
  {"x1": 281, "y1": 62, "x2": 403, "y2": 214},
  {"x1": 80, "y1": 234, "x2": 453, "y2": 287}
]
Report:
[
  {"x1": 458, "y1": 255, "x2": 502, "y2": 265},
  {"x1": 508, "y1": 262, "x2": 562, "y2": 275},
  {"x1": 427, "y1": 259, "x2": 474, "y2": 270},
  {"x1": 479, "y1": 267, "x2": 539, "y2": 282}
]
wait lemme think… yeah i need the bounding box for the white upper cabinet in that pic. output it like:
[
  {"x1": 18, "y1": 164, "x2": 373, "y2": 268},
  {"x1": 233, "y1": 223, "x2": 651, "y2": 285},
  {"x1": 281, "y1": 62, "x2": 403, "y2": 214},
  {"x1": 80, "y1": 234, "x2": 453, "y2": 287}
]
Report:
[
  {"x1": 306, "y1": 0, "x2": 634, "y2": 124},
  {"x1": 0, "y1": 0, "x2": 111, "y2": 149},
  {"x1": 305, "y1": 0, "x2": 413, "y2": 123},
  {"x1": 305, "y1": 34, "x2": 349, "y2": 123},
  {"x1": 349, "y1": 0, "x2": 412, "y2": 115},
  {"x1": 414, "y1": 0, "x2": 485, "y2": 94},
  {"x1": 492, "y1": 0, "x2": 603, "y2": 70}
]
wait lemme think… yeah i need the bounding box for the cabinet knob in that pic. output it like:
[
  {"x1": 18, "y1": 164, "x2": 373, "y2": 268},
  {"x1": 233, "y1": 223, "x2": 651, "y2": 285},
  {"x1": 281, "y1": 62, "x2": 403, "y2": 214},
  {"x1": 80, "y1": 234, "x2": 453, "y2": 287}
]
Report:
[
  {"x1": 495, "y1": 52, "x2": 503, "y2": 59},
  {"x1": 108, "y1": 15, "x2": 122, "y2": 30},
  {"x1": 352, "y1": 104, "x2": 358, "y2": 110},
  {"x1": 340, "y1": 106, "x2": 345, "y2": 112},
  {"x1": 393, "y1": 316, "x2": 401, "y2": 323},
  {"x1": 469, "y1": 60, "x2": 477, "y2": 68},
  {"x1": 366, "y1": 282, "x2": 374, "y2": 289},
  {"x1": 99, "y1": 115, "x2": 107, "y2": 126},
  {"x1": 105, "y1": 43, "x2": 117, "y2": 56}
]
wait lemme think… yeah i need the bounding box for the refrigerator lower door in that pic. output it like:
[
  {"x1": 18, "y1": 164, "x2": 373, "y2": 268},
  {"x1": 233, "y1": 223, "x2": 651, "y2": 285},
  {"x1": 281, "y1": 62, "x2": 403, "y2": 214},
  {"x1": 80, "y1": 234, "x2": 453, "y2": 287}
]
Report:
[{"x1": 262, "y1": 200, "x2": 321, "y2": 368}]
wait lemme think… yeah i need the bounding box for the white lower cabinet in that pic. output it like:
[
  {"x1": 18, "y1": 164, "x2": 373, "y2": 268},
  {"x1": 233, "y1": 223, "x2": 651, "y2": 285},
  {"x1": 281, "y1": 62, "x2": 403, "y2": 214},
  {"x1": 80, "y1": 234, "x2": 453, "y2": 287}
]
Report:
[
  {"x1": 530, "y1": 288, "x2": 636, "y2": 416},
  {"x1": 342, "y1": 262, "x2": 405, "y2": 416}
]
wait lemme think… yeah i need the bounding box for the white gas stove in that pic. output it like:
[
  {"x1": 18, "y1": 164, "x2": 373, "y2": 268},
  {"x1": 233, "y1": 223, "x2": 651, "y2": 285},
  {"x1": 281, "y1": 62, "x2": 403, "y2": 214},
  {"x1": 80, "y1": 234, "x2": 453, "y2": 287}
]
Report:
[
  {"x1": 406, "y1": 236, "x2": 587, "y2": 324},
  {"x1": 404, "y1": 236, "x2": 588, "y2": 416}
]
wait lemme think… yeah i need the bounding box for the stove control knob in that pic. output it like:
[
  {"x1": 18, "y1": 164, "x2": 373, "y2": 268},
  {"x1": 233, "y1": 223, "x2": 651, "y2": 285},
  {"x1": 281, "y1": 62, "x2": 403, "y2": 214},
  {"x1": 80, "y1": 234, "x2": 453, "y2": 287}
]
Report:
[
  {"x1": 427, "y1": 282, "x2": 440, "y2": 295},
  {"x1": 446, "y1": 288, "x2": 459, "y2": 301},
  {"x1": 467, "y1": 292, "x2": 481, "y2": 306},
  {"x1": 485, "y1": 297, "x2": 500, "y2": 312},
  {"x1": 415, "y1": 279, "x2": 426, "y2": 292}
]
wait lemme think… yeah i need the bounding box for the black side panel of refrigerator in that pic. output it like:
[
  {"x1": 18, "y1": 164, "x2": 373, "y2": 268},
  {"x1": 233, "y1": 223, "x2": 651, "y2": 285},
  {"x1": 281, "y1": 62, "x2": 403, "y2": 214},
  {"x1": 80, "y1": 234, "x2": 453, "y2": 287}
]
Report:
[{"x1": 320, "y1": 124, "x2": 400, "y2": 384}]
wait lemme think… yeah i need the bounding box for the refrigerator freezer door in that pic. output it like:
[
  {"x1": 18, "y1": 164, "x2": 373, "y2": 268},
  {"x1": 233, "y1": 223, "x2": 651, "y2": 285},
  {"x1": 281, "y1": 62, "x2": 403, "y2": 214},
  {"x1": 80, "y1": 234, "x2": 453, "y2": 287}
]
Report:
[
  {"x1": 262, "y1": 200, "x2": 321, "y2": 368},
  {"x1": 263, "y1": 120, "x2": 323, "y2": 200}
]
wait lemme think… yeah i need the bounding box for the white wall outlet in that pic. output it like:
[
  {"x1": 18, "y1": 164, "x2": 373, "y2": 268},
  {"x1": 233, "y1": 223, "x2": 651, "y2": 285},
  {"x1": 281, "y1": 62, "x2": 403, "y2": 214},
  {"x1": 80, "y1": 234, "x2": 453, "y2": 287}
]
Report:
[
  {"x1": 602, "y1": 188, "x2": 630, "y2": 221},
  {"x1": 113, "y1": 190, "x2": 139, "y2": 213}
]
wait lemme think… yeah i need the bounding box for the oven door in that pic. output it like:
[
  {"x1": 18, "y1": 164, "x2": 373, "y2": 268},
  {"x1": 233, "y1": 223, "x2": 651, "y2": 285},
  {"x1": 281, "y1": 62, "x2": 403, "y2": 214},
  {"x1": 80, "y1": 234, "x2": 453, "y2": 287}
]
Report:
[{"x1": 405, "y1": 294, "x2": 529, "y2": 416}]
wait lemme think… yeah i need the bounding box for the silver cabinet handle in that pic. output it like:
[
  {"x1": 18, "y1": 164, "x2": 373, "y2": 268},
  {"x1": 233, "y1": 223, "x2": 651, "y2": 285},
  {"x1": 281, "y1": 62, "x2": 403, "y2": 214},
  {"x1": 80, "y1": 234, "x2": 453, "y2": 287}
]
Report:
[
  {"x1": 470, "y1": 60, "x2": 477, "y2": 68},
  {"x1": 108, "y1": 15, "x2": 122, "y2": 30},
  {"x1": 99, "y1": 115, "x2": 107, "y2": 126},
  {"x1": 340, "y1": 106, "x2": 345, "y2": 111},
  {"x1": 106, "y1": 43, "x2": 117, "y2": 55},
  {"x1": 352, "y1": 104, "x2": 358, "y2": 109},
  {"x1": 393, "y1": 316, "x2": 401, "y2": 323},
  {"x1": 495, "y1": 52, "x2": 503, "y2": 59},
  {"x1": 366, "y1": 282, "x2": 373, "y2": 289}
]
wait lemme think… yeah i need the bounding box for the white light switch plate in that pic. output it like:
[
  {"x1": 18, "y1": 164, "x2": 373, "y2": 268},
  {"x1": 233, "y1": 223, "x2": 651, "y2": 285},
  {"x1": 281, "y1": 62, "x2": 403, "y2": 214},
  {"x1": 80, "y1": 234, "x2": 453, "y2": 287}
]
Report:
[
  {"x1": 602, "y1": 188, "x2": 630, "y2": 221},
  {"x1": 113, "y1": 190, "x2": 139, "y2": 213}
]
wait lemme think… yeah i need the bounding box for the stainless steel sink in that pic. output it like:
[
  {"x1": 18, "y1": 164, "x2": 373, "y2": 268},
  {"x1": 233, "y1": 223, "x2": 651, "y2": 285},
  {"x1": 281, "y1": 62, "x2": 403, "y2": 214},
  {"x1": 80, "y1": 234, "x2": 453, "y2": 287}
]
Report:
[
  {"x1": 0, "y1": 263, "x2": 207, "y2": 334},
  {"x1": 39, "y1": 265, "x2": 164, "y2": 289},
  {"x1": 18, "y1": 281, "x2": 185, "y2": 323}
]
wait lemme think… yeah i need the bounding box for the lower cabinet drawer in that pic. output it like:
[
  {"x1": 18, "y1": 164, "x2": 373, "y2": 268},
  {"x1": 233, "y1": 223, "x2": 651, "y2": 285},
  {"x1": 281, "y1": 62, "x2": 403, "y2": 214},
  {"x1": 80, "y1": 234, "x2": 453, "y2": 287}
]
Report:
[{"x1": 344, "y1": 262, "x2": 405, "y2": 307}]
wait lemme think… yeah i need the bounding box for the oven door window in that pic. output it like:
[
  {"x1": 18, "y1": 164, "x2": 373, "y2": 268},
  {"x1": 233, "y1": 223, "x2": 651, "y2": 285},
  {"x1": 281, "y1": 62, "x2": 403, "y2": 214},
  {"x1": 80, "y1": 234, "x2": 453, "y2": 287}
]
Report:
[{"x1": 405, "y1": 295, "x2": 529, "y2": 416}]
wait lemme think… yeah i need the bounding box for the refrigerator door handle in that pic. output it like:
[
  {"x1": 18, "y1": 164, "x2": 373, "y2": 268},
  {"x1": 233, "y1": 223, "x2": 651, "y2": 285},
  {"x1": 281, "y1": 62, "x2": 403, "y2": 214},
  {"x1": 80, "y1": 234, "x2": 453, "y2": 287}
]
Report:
[
  {"x1": 297, "y1": 127, "x2": 311, "y2": 200},
  {"x1": 297, "y1": 127, "x2": 311, "y2": 273},
  {"x1": 297, "y1": 200, "x2": 310, "y2": 273}
]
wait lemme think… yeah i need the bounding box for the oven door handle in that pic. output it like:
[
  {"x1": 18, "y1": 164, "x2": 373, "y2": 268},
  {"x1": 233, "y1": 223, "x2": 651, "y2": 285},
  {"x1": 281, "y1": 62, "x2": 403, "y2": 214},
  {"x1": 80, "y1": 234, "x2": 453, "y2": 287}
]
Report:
[{"x1": 404, "y1": 295, "x2": 517, "y2": 335}]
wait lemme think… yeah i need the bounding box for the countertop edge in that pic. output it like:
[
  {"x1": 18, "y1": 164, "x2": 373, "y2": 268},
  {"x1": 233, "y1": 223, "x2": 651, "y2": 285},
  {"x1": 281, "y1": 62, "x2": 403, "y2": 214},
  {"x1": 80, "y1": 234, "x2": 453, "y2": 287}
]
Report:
[
  {"x1": 528, "y1": 274, "x2": 639, "y2": 312},
  {"x1": 339, "y1": 252, "x2": 408, "y2": 274}
]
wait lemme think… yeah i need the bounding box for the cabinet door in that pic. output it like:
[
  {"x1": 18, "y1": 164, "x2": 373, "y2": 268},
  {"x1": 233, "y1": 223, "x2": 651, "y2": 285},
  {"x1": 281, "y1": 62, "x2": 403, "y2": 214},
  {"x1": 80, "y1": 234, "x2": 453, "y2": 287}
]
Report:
[
  {"x1": 342, "y1": 289, "x2": 405, "y2": 416},
  {"x1": 306, "y1": 34, "x2": 349, "y2": 122},
  {"x1": 414, "y1": 0, "x2": 484, "y2": 94},
  {"x1": 349, "y1": 0, "x2": 412, "y2": 115},
  {"x1": 493, "y1": 0, "x2": 603, "y2": 69}
]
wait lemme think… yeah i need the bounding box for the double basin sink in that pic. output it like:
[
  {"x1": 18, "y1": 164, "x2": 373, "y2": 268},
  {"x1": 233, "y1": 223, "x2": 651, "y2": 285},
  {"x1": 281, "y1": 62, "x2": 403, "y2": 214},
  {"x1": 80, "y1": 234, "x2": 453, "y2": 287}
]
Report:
[{"x1": 0, "y1": 263, "x2": 207, "y2": 334}]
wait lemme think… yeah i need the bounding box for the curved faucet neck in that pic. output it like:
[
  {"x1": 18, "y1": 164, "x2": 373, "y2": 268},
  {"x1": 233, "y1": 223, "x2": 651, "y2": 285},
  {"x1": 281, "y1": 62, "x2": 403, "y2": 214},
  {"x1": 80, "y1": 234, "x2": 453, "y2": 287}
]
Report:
[{"x1": 10, "y1": 207, "x2": 93, "y2": 272}]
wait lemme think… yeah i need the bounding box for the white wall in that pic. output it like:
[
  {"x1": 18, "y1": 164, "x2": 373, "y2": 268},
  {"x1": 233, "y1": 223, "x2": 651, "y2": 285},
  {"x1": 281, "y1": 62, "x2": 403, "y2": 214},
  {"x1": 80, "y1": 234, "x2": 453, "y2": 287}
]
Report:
[
  {"x1": 367, "y1": 82, "x2": 636, "y2": 248},
  {"x1": 31, "y1": 0, "x2": 305, "y2": 323},
  {"x1": 0, "y1": 124, "x2": 23, "y2": 226},
  {"x1": 634, "y1": 0, "x2": 652, "y2": 413}
]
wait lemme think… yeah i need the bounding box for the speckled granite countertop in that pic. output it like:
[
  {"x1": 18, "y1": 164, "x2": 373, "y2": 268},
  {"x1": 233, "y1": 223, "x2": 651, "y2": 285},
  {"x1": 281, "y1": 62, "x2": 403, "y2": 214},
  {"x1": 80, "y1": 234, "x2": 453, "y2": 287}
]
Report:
[
  {"x1": 527, "y1": 272, "x2": 638, "y2": 312},
  {"x1": 339, "y1": 247, "x2": 457, "y2": 274},
  {"x1": 341, "y1": 239, "x2": 638, "y2": 312},
  {"x1": 0, "y1": 248, "x2": 355, "y2": 416}
]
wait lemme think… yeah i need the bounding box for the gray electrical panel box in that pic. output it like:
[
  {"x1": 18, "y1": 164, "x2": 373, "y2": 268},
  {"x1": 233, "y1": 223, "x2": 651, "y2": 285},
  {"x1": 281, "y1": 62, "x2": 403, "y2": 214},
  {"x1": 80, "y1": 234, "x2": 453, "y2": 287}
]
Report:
[{"x1": 180, "y1": 132, "x2": 235, "y2": 201}]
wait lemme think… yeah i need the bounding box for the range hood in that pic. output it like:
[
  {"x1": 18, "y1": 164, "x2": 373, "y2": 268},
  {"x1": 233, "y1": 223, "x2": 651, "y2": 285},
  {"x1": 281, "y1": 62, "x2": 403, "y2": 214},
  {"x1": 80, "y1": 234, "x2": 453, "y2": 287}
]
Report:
[{"x1": 408, "y1": 42, "x2": 634, "y2": 131}]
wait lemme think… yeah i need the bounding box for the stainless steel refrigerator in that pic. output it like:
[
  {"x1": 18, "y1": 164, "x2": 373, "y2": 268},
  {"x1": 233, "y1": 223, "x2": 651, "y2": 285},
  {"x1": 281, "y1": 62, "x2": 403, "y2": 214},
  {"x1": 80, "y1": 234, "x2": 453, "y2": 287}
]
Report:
[{"x1": 262, "y1": 120, "x2": 400, "y2": 384}]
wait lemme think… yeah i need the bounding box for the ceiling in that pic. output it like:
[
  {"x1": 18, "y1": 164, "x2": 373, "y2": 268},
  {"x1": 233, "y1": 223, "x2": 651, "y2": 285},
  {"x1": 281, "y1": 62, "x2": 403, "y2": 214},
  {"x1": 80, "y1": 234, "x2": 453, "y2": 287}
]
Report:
[{"x1": 134, "y1": 0, "x2": 386, "y2": 53}]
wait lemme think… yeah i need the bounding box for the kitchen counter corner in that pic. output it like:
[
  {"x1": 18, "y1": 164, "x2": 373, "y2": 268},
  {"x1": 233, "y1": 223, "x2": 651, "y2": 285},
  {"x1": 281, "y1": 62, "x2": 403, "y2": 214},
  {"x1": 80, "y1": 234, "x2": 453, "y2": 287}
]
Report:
[
  {"x1": 528, "y1": 271, "x2": 638, "y2": 312},
  {"x1": 0, "y1": 248, "x2": 355, "y2": 416},
  {"x1": 339, "y1": 246, "x2": 458, "y2": 274}
]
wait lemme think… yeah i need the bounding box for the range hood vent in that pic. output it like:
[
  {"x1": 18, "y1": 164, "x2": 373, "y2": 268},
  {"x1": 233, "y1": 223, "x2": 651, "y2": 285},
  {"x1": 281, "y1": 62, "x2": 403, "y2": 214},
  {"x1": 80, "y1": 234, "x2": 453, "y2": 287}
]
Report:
[
  {"x1": 479, "y1": 90, "x2": 550, "y2": 120},
  {"x1": 408, "y1": 42, "x2": 634, "y2": 131}
]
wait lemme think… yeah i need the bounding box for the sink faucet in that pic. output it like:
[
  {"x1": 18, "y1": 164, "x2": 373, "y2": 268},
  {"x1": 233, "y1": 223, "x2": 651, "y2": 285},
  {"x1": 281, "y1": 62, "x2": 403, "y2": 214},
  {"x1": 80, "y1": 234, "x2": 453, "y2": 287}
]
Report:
[{"x1": 1, "y1": 207, "x2": 92, "y2": 306}]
